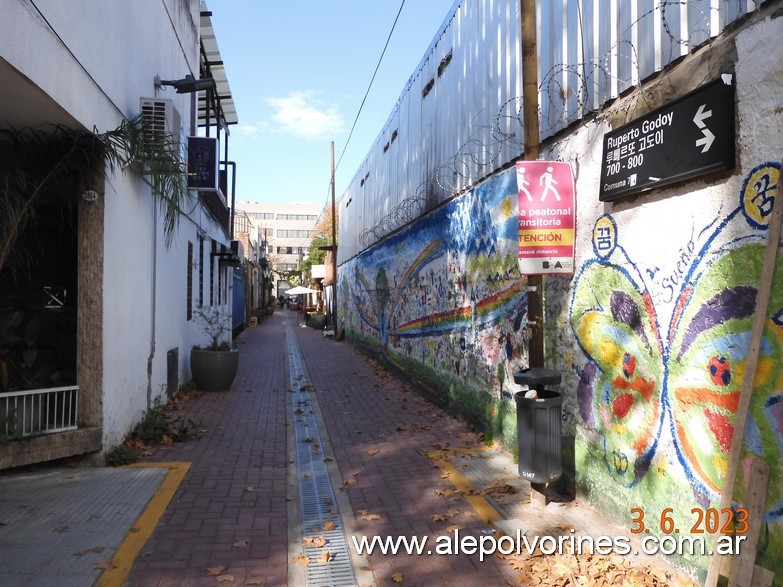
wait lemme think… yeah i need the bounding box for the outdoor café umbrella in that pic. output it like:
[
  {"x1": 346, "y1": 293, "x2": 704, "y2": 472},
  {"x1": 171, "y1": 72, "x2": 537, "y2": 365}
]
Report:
[{"x1": 286, "y1": 285, "x2": 319, "y2": 295}]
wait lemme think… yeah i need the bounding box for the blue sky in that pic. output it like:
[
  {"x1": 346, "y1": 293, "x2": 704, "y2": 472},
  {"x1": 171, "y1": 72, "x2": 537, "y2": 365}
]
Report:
[{"x1": 207, "y1": 1, "x2": 456, "y2": 209}]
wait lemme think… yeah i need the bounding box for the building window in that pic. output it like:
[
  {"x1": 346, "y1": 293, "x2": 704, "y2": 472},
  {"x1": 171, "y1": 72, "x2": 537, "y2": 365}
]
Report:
[
  {"x1": 198, "y1": 237, "x2": 204, "y2": 306},
  {"x1": 276, "y1": 214, "x2": 318, "y2": 221},
  {"x1": 277, "y1": 229, "x2": 312, "y2": 238},
  {"x1": 210, "y1": 239, "x2": 215, "y2": 306},
  {"x1": 187, "y1": 241, "x2": 193, "y2": 320}
]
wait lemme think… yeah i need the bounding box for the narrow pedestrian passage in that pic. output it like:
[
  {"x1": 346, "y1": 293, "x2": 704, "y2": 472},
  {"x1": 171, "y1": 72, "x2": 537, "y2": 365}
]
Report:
[{"x1": 285, "y1": 314, "x2": 359, "y2": 587}]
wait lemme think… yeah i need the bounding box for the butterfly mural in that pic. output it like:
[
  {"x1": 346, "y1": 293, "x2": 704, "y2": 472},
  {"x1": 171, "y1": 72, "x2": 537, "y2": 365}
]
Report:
[{"x1": 570, "y1": 163, "x2": 783, "y2": 518}]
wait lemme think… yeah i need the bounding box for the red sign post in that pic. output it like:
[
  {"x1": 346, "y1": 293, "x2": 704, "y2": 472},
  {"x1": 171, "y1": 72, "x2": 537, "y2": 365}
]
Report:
[{"x1": 516, "y1": 161, "x2": 576, "y2": 275}]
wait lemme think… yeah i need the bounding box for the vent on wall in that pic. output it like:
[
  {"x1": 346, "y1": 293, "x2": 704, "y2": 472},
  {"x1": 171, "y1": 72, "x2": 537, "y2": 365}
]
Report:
[
  {"x1": 139, "y1": 98, "x2": 183, "y2": 158},
  {"x1": 167, "y1": 347, "x2": 179, "y2": 398}
]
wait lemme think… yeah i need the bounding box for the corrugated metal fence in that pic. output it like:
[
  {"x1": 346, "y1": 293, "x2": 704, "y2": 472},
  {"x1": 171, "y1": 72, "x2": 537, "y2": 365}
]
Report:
[{"x1": 339, "y1": 0, "x2": 759, "y2": 261}]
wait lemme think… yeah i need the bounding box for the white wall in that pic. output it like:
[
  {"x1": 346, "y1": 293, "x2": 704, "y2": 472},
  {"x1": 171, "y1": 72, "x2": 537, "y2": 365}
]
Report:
[{"x1": 4, "y1": 0, "x2": 232, "y2": 448}]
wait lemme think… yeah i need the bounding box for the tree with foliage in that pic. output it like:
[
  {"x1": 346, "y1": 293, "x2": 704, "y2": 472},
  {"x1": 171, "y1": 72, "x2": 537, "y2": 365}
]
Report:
[{"x1": 300, "y1": 205, "x2": 339, "y2": 276}]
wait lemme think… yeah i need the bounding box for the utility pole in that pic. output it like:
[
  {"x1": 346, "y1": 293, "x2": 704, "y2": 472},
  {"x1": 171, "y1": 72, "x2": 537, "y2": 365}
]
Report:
[
  {"x1": 330, "y1": 141, "x2": 338, "y2": 335},
  {"x1": 521, "y1": 0, "x2": 543, "y2": 368}
]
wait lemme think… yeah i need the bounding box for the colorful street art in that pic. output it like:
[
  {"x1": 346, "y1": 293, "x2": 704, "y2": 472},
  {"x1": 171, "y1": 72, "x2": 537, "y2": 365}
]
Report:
[
  {"x1": 340, "y1": 169, "x2": 529, "y2": 432},
  {"x1": 338, "y1": 160, "x2": 783, "y2": 579},
  {"x1": 569, "y1": 162, "x2": 783, "y2": 571}
]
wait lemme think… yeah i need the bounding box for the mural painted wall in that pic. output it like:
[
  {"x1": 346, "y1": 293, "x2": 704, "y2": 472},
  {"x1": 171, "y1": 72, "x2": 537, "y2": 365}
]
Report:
[
  {"x1": 339, "y1": 169, "x2": 530, "y2": 442},
  {"x1": 564, "y1": 160, "x2": 783, "y2": 578},
  {"x1": 337, "y1": 10, "x2": 783, "y2": 584}
]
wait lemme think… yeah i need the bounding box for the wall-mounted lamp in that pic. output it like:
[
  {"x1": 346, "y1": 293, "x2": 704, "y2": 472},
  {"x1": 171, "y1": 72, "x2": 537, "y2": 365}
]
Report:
[{"x1": 154, "y1": 74, "x2": 216, "y2": 94}]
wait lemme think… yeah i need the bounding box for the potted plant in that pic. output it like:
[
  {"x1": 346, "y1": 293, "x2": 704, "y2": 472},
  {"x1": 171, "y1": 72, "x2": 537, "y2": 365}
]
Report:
[
  {"x1": 190, "y1": 304, "x2": 238, "y2": 392},
  {"x1": 309, "y1": 311, "x2": 326, "y2": 330}
]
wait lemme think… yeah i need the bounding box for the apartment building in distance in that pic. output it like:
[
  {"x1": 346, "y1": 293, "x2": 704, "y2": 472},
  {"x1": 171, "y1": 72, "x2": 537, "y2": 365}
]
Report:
[{"x1": 233, "y1": 201, "x2": 321, "y2": 296}]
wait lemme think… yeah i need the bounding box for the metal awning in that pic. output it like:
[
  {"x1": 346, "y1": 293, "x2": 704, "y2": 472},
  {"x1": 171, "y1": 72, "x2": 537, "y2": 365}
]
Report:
[{"x1": 198, "y1": 2, "x2": 238, "y2": 128}]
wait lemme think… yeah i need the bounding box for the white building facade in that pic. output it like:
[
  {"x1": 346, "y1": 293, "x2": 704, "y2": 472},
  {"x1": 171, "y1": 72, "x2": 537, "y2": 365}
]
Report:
[
  {"x1": 234, "y1": 201, "x2": 321, "y2": 296},
  {"x1": 0, "y1": 0, "x2": 239, "y2": 466}
]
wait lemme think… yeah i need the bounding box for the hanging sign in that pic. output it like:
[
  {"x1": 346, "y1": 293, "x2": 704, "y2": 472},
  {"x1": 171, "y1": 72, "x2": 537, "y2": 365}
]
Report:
[
  {"x1": 187, "y1": 136, "x2": 220, "y2": 192},
  {"x1": 517, "y1": 161, "x2": 576, "y2": 275}
]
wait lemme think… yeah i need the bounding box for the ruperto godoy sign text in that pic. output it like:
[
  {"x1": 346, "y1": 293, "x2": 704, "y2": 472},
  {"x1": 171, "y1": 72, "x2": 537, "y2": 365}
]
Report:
[{"x1": 600, "y1": 76, "x2": 735, "y2": 202}]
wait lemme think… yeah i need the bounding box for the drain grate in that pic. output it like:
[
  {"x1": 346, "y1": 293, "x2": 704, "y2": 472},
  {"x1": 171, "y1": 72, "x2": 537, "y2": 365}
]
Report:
[{"x1": 286, "y1": 320, "x2": 357, "y2": 587}]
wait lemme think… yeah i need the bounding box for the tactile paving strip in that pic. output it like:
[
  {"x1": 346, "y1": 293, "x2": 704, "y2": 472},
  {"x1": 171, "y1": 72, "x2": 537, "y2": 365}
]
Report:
[{"x1": 286, "y1": 319, "x2": 357, "y2": 587}]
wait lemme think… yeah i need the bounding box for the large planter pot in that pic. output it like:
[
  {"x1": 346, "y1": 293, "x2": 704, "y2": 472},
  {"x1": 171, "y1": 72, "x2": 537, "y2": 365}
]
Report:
[
  {"x1": 309, "y1": 314, "x2": 326, "y2": 329},
  {"x1": 190, "y1": 348, "x2": 239, "y2": 392}
]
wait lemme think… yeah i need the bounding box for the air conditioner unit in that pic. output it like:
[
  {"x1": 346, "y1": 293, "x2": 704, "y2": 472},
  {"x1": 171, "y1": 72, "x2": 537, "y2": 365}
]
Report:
[
  {"x1": 230, "y1": 239, "x2": 244, "y2": 260},
  {"x1": 139, "y1": 98, "x2": 184, "y2": 159}
]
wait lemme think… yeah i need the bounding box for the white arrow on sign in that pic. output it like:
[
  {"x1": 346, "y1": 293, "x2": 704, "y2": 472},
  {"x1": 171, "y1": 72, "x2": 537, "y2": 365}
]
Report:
[
  {"x1": 696, "y1": 128, "x2": 715, "y2": 153},
  {"x1": 693, "y1": 104, "x2": 712, "y2": 128},
  {"x1": 693, "y1": 103, "x2": 715, "y2": 153}
]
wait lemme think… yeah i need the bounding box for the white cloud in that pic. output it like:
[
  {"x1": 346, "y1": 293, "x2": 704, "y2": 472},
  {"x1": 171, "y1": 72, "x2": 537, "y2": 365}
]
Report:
[
  {"x1": 266, "y1": 91, "x2": 345, "y2": 139},
  {"x1": 232, "y1": 122, "x2": 269, "y2": 138}
]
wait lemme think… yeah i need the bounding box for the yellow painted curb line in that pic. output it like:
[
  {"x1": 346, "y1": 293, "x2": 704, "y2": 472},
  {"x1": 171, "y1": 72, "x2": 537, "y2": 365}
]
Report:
[
  {"x1": 96, "y1": 461, "x2": 191, "y2": 587},
  {"x1": 425, "y1": 448, "x2": 504, "y2": 526}
]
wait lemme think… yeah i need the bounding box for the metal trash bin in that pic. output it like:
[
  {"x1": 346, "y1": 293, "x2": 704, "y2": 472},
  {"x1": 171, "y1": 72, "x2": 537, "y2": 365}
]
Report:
[{"x1": 514, "y1": 368, "x2": 563, "y2": 484}]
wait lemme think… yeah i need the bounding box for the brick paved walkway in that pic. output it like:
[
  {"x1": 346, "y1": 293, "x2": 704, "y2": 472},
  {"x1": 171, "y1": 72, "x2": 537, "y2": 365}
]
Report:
[
  {"x1": 126, "y1": 309, "x2": 516, "y2": 586},
  {"x1": 123, "y1": 308, "x2": 700, "y2": 587}
]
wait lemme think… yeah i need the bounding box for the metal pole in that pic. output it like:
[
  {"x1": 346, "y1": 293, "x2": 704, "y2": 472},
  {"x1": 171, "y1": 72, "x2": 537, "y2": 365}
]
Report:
[{"x1": 330, "y1": 141, "x2": 338, "y2": 334}]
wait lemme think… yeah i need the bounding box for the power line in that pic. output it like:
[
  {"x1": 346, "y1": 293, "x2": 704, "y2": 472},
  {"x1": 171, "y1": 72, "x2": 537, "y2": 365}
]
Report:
[{"x1": 330, "y1": 0, "x2": 407, "y2": 186}]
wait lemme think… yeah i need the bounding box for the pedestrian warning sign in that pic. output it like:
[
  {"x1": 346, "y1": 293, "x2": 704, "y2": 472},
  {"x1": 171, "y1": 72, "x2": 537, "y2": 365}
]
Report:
[{"x1": 516, "y1": 161, "x2": 576, "y2": 275}]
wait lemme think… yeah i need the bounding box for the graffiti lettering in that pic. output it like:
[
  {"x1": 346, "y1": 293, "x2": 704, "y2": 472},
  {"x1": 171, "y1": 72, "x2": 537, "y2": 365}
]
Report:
[
  {"x1": 659, "y1": 240, "x2": 695, "y2": 303},
  {"x1": 751, "y1": 173, "x2": 775, "y2": 218}
]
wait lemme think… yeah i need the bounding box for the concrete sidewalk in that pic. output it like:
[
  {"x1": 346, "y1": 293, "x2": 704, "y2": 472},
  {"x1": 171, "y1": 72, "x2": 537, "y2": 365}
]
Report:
[{"x1": 0, "y1": 309, "x2": 697, "y2": 586}]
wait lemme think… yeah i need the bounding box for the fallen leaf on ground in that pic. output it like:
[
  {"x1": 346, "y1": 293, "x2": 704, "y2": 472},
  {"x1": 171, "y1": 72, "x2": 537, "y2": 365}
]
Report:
[
  {"x1": 216, "y1": 574, "x2": 235, "y2": 583},
  {"x1": 361, "y1": 513, "x2": 381, "y2": 521},
  {"x1": 207, "y1": 566, "x2": 227, "y2": 576},
  {"x1": 233, "y1": 540, "x2": 247, "y2": 548},
  {"x1": 392, "y1": 571, "x2": 404, "y2": 583},
  {"x1": 319, "y1": 550, "x2": 332, "y2": 563},
  {"x1": 368, "y1": 449, "x2": 380, "y2": 456},
  {"x1": 432, "y1": 513, "x2": 449, "y2": 522},
  {"x1": 74, "y1": 546, "x2": 104, "y2": 556},
  {"x1": 485, "y1": 482, "x2": 519, "y2": 496},
  {"x1": 291, "y1": 554, "x2": 310, "y2": 565},
  {"x1": 93, "y1": 559, "x2": 116, "y2": 570},
  {"x1": 323, "y1": 521, "x2": 335, "y2": 531}
]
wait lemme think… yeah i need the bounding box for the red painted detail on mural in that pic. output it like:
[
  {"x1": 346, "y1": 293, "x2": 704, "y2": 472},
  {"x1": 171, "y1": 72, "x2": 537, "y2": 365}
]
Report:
[
  {"x1": 612, "y1": 393, "x2": 634, "y2": 419},
  {"x1": 708, "y1": 356, "x2": 732, "y2": 386},
  {"x1": 669, "y1": 284, "x2": 693, "y2": 343},
  {"x1": 622, "y1": 353, "x2": 636, "y2": 378},
  {"x1": 704, "y1": 409, "x2": 734, "y2": 453},
  {"x1": 612, "y1": 374, "x2": 655, "y2": 402},
  {"x1": 642, "y1": 291, "x2": 663, "y2": 356},
  {"x1": 676, "y1": 427, "x2": 721, "y2": 493},
  {"x1": 675, "y1": 388, "x2": 740, "y2": 413}
]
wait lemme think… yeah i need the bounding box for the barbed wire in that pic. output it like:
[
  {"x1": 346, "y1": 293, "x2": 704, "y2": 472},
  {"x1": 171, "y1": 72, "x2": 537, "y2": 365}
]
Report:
[{"x1": 356, "y1": 0, "x2": 761, "y2": 251}]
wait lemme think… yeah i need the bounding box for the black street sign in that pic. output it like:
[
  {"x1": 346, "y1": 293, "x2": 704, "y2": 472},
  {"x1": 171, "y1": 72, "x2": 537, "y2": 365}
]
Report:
[{"x1": 599, "y1": 77, "x2": 735, "y2": 202}]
